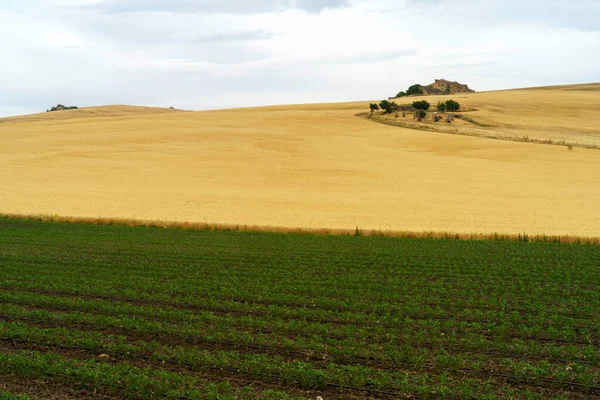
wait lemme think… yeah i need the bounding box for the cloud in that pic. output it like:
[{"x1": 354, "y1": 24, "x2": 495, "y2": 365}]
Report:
[
  {"x1": 80, "y1": 0, "x2": 350, "y2": 15},
  {"x1": 196, "y1": 30, "x2": 276, "y2": 42},
  {"x1": 402, "y1": 0, "x2": 600, "y2": 32}
]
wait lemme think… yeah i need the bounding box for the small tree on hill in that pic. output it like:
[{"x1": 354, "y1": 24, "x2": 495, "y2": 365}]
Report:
[
  {"x1": 416, "y1": 109, "x2": 427, "y2": 121},
  {"x1": 379, "y1": 100, "x2": 398, "y2": 114},
  {"x1": 444, "y1": 99, "x2": 461, "y2": 112},
  {"x1": 369, "y1": 103, "x2": 380, "y2": 115},
  {"x1": 436, "y1": 101, "x2": 446, "y2": 112},
  {"x1": 412, "y1": 100, "x2": 430, "y2": 111},
  {"x1": 396, "y1": 91, "x2": 407, "y2": 98},
  {"x1": 406, "y1": 84, "x2": 423, "y2": 96}
]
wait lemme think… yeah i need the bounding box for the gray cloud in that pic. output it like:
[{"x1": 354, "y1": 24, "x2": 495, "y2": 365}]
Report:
[{"x1": 82, "y1": 0, "x2": 349, "y2": 15}]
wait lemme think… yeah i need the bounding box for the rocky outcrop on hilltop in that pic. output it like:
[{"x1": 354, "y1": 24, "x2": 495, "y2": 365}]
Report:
[
  {"x1": 393, "y1": 79, "x2": 474, "y2": 99},
  {"x1": 420, "y1": 79, "x2": 474, "y2": 95},
  {"x1": 46, "y1": 104, "x2": 78, "y2": 112}
]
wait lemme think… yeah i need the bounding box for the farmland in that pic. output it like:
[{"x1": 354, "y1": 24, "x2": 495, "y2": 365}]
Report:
[
  {"x1": 0, "y1": 217, "x2": 598, "y2": 399},
  {"x1": 1, "y1": 84, "x2": 600, "y2": 237}
]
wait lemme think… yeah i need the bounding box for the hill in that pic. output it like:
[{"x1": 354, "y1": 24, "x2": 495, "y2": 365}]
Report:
[
  {"x1": 377, "y1": 82, "x2": 600, "y2": 148},
  {"x1": 0, "y1": 105, "x2": 185, "y2": 124},
  {"x1": 1, "y1": 83, "x2": 599, "y2": 237}
]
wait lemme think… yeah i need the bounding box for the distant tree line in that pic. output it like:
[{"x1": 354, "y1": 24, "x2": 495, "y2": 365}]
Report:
[
  {"x1": 46, "y1": 104, "x2": 78, "y2": 112},
  {"x1": 368, "y1": 98, "x2": 461, "y2": 123}
]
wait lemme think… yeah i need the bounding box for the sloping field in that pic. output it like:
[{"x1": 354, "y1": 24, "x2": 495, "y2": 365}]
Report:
[{"x1": 1, "y1": 84, "x2": 600, "y2": 236}]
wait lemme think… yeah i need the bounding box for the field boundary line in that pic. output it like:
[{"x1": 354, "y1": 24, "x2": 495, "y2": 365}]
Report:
[{"x1": 2, "y1": 213, "x2": 599, "y2": 245}]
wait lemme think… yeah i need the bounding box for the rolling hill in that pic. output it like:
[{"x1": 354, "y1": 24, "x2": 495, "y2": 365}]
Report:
[{"x1": 1, "y1": 83, "x2": 599, "y2": 236}]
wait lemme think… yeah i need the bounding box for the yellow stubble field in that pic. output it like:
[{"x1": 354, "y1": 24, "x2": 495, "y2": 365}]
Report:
[{"x1": 1, "y1": 84, "x2": 599, "y2": 236}]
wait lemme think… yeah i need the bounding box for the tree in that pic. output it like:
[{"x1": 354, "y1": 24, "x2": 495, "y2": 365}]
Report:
[
  {"x1": 396, "y1": 91, "x2": 407, "y2": 98},
  {"x1": 379, "y1": 100, "x2": 397, "y2": 114},
  {"x1": 412, "y1": 100, "x2": 430, "y2": 111},
  {"x1": 436, "y1": 101, "x2": 446, "y2": 112},
  {"x1": 416, "y1": 109, "x2": 427, "y2": 121},
  {"x1": 369, "y1": 103, "x2": 380, "y2": 115},
  {"x1": 406, "y1": 84, "x2": 423, "y2": 96},
  {"x1": 444, "y1": 99, "x2": 460, "y2": 112}
]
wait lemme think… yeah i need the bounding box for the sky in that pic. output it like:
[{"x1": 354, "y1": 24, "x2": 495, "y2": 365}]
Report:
[{"x1": 1, "y1": 0, "x2": 599, "y2": 117}]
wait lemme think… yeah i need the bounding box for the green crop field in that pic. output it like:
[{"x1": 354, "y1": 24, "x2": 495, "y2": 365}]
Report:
[{"x1": 0, "y1": 218, "x2": 598, "y2": 399}]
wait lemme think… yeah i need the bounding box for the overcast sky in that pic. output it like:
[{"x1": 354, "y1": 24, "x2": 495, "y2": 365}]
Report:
[{"x1": 1, "y1": 0, "x2": 599, "y2": 117}]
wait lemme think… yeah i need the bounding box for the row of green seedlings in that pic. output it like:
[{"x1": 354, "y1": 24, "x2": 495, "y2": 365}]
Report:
[
  {"x1": 0, "y1": 351, "x2": 300, "y2": 400},
  {"x1": 3, "y1": 228, "x2": 595, "y2": 284},
  {"x1": 1, "y1": 300, "x2": 598, "y2": 386},
  {"x1": 1, "y1": 320, "x2": 596, "y2": 398},
  {"x1": 7, "y1": 233, "x2": 597, "y2": 283},
  {"x1": 1, "y1": 295, "x2": 597, "y2": 367},
  {"x1": 5, "y1": 254, "x2": 598, "y2": 318},
  {"x1": 2, "y1": 274, "x2": 598, "y2": 337},
  {"x1": 2, "y1": 298, "x2": 597, "y2": 365},
  {"x1": 0, "y1": 286, "x2": 597, "y2": 345},
  {"x1": 4, "y1": 277, "x2": 593, "y2": 325}
]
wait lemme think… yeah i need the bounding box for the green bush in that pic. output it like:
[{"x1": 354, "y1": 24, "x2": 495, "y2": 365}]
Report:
[
  {"x1": 436, "y1": 102, "x2": 446, "y2": 112},
  {"x1": 417, "y1": 109, "x2": 426, "y2": 121},
  {"x1": 444, "y1": 99, "x2": 460, "y2": 112},
  {"x1": 412, "y1": 100, "x2": 430, "y2": 111}
]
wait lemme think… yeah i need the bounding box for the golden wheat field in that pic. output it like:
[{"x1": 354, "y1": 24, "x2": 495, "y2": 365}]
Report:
[{"x1": 1, "y1": 84, "x2": 600, "y2": 236}]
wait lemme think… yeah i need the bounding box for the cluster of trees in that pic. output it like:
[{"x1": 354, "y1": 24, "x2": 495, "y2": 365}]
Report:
[
  {"x1": 436, "y1": 99, "x2": 460, "y2": 112},
  {"x1": 370, "y1": 100, "x2": 400, "y2": 115},
  {"x1": 369, "y1": 98, "x2": 461, "y2": 123},
  {"x1": 46, "y1": 104, "x2": 78, "y2": 112},
  {"x1": 396, "y1": 84, "x2": 423, "y2": 98}
]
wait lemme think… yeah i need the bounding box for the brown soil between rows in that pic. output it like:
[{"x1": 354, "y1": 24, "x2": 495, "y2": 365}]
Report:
[{"x1": 0, "y1": 375, "x2": 119, "y2": 400}]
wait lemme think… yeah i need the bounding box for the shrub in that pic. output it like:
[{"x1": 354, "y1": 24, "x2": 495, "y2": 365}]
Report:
[
  {"x1": 444, "y1": 99, "x2": 460, "y2": 112},
  {"x1": 396, "y1": 91, "x2": 407, "y2": 98},
  {"x1": 436, "y1": 102, "x2": 446, "y2": 112},
  {"x1": 412, "y1": 100, "x2": 430, "y2": 111},
  {"x1": 416, "y1": 109, "x2": 426, "y2": 121}
]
